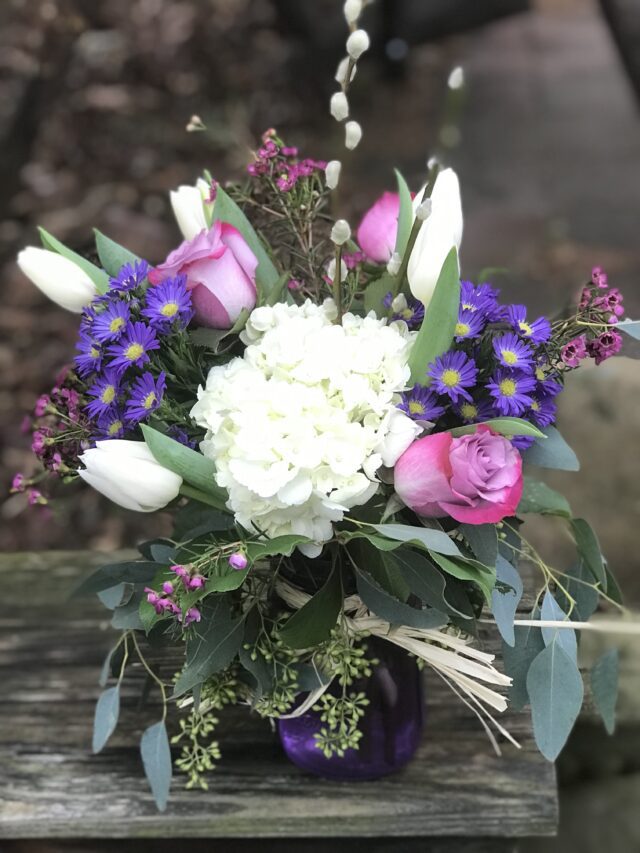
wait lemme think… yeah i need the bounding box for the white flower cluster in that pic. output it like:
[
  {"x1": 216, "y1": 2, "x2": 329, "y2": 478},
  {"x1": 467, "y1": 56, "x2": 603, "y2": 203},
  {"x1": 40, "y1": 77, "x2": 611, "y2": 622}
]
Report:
[{"x1": 191, "y1": 300, "x2": 420, "y2": 557}]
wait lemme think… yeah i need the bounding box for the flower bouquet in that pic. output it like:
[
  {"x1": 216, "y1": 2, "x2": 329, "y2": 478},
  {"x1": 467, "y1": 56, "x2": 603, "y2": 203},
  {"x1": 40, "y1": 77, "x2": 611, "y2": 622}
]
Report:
[{"x1": 14, "y1": 0, "x2": 640, "y2": 811}]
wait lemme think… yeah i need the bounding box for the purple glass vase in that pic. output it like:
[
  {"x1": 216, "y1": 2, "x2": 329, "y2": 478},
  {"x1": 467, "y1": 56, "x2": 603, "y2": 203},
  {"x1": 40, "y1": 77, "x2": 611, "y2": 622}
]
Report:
[{"x1": 278, "y1": 638, "x2": 424, "y2": 780}]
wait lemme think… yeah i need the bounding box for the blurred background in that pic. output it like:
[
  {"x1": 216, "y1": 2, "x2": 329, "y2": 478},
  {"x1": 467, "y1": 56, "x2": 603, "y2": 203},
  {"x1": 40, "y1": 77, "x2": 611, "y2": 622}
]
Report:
[{"x1": 0, "y1": 0, "x2": 639, "y2": 848}]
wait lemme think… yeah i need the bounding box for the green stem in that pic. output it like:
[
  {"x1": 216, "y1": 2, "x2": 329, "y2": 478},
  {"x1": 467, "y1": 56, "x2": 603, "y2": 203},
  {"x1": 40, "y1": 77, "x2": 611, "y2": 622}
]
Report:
[{"x1": 333, "y1": 244, "x2": 344, "y2": 323}]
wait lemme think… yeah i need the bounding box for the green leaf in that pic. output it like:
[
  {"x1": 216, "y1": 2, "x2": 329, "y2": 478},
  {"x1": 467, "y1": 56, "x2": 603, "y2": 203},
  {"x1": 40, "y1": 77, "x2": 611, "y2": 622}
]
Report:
[
  {"x1": 266, "y1": 272, "x2": 291, "y2": 306},
  {"x1": 73, "y1": 561, "x2": 161, "y2": 596},
  {"x1": 491, "y1": 555, "x2": 523, "y2": 647},
  {"x1": 407, "y1": 247, "x2": 460, "y2": 386},
  {"x1": 518, "y1": 478, "x2": 572, "y2": 518},
  {"x1": 364, "y1": 272, "x2": 394, "y2": 316},
  {"x1": 541, "y1": 590, "x2": 577, "y2": 660},
  {"x1": 347, "y1": 537, "x2": 410, "y2": 601},
  {"x1": 393, "y1": 169, "x2": 413, "y2": 256},
  {"x1": 556, "y1": 561, "x2": 599, "y2": 622},
  {"x1": 618, "y1": 319, "x2": 640, "y2": 341},
  {"x1": 245, "y1": 534, "x2": 311, "y2": 562},
  {"x1": 38, "y1": 226, "x2": 109, "y2": 294},
  {"x1": 523, "y1": 426, "x2": 580, "y2": 471},
  {"x1": 174, "y1": 597, "x2": 244, "y2": 696},
  {"x1": 590, "y1": 649, "x2": 619, "y2": 735},
  {"x1": 356, "y1": 566, "x2": 447, "y2": 629},
  {"x1": 140, "y1": 721, "x2": 172, "y2": 812},
  {"x1": 450, "y1": 418, "x2": 545, "y2": 439},
  {"x1": 94, "y1": 229, "x2": 142, "y2": 278},
  {"x1": 214, "y1": 186, "x2": 279, "y2": 299},
  {"x1": 111, "y1": 595, "x2": 145, "y2": 630},
  {"x1": 97, "y1": 583, "x2": 127, "y2": 610},
  {"x1": 172, "y1": 502, "x2": 235, "y2": 542},
  {"x1": 206, "y1": 565, "x2": 250, "y2": 593},
  {"x1": 527, "y1": 640, "x2": 584, "y2": 761},
  {"x1": 460, "y1": 523, "x2": 498, "y2": 568},
  {"x1": 605, "y1": 566, "x2": 624, "y2": 605},
  {"x1": 503, "y1": 619, "x2": 545, "y2": 710},
  {"x1": 571, "y1": 518, "x2": 606, "y2": 589},
  {"x1": 428, "y1": 551, "x2": 496, "y2": 605},
  {"x1": 141, "y1": 425, "x2": 227, "y2": 508},
  {"x1": 394, "y1": 547, "x2": 474, "y2": 620},
  {"x1": 370, "y1": 523, "x2": 462, "y2": 557},
  {"x1": 279, "y1": 566, "x2": 342, "y2": 649},
  {"x1": 92, "y1": 687, "x2": 120, "y2": 753}
]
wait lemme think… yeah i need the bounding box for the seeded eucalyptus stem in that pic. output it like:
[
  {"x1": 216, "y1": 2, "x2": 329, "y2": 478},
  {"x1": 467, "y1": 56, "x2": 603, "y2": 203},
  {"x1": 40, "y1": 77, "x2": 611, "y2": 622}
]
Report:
[{"x1": 387, "y1": 163, "x2": 441, "y2": 309}]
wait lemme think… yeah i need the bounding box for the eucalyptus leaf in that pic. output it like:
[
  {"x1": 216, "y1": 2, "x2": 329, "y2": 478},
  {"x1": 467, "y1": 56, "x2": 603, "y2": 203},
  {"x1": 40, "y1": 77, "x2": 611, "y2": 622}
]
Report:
[
  {"x1": 518, "y1": 478, "x2": 572, "y2": 518},
  {"x1": 460, "y1": 524, "x2": 498, "y2": 568},
  {"x1": 279, "y1": 566, "x2": 342, "y2": 649},
  {"x1": 523, "y1": 426, "x2": 580, "y2": 471},
  {"x1": 356, "y1": 567, "x2": 447, "y2": 629},
  {"x1": 245, "y1": 534, "x2": 311, "y2": 562},
  {"x1": 590, "y1": 649, "x2": 619, "y2": 735},
  {"x1": 450, "y1": 418, "x2": 544, "y2": 439},
  {"x1": 140, "y1": 721, "x2": 172, "y2": 812},
  {"x1": 527, "y1": 640, "x2": 584, "y2": 761},
  {"x1": 73, "y1": 561, "x2": 161, "y2": 596},
  {"x1": 571, "y1": 518, "x2": 606, "y2": 589},
  {"x1": 92, "y1": 686, "x2": 120, "y2": 753},
  {"x1": 38, "y1": 226, "x2": 109, "y2": 293},
  {"x1": 111, "y1": 595, "x2": 145, "y2": 630},
  {"x1": 407, "y1": 247, "x2": 460, "y2": 386},
  {"x1": 97, "y1": 583, "x2": 127, "y2": 610},
  {"x1": 428, "y1": 551, "x2": 496, "y2": 605},
  {"x1": 541, "y1": 590, "x2": 577, "y2": 660},
  {"x1": 491, "y1": 555, "x2": 523, "y2": 647},
  {"x1": 94, "y1": 229, "x2": 142, "y2": 277},
  {"x1": 502, "y1": 619, "x2": 545, "y2": 711},
  {"x1": 618, "y1": 319, "x2": 640, "y2": 341},
  {"x1": 556, "y1": 561, "x2": 599, "y2": 622},
  {"x1": 370, "y1": 523, "x2": 462, "y2": 557},
  {"x1": 393, "y1": 169, "x2": 413, "y2": 256}
]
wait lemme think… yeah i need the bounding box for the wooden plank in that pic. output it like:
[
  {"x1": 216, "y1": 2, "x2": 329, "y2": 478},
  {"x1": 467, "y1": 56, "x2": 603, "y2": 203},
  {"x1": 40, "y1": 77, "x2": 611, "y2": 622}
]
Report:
[{"x1": 0, "y1": 552, "x2": 558, "y2": 840}]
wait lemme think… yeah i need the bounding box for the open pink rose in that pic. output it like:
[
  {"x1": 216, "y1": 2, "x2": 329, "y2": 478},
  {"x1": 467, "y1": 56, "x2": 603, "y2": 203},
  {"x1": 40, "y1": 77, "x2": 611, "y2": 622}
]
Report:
[
  {"x1": 356, "y1": 191, "x2": 400, "y2": 264},
  {"x1": 394, "y1": 426, "x2": 523, "y2": 525},
  {"x1": 149, "y1": 222, "x2": 257, "y2": 328}
]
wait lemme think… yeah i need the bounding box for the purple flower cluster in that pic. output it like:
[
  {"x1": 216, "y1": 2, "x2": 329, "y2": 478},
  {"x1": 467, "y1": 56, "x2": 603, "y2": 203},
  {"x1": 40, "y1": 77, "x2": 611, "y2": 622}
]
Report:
[
  {"x1": 567, "y1": 266, "x2": 624, "y2": 367},
  {"x1": 144, "y1": 564, "x2": 205, "y2": 628},
  {"x1": 247, "y1": 129, "x2": 326, "y2": 192},
  {"x1": 382, "y1": 292, "x2": 425, "y2": 330},
  {"x1": 74, "y1": 261, "x2": 193, "y2": 440}
]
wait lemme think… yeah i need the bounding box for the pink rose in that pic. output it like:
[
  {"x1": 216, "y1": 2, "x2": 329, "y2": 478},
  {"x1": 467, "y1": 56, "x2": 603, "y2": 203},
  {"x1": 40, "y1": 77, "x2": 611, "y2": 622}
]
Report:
[
  {"x1": 356, "y1": 191, "x2": 400, "y2": 264},
  {"x1": 149, "y1": 222, "x2": 257, "y2": 328},
  {"x1": 394, "y1": 426, "x2": 523, "y2": 525}
]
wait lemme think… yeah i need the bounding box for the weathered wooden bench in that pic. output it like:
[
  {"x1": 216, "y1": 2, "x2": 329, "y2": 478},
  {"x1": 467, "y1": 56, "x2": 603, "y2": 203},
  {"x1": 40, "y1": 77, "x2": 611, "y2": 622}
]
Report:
[{"x1": 0, "y1": 551, "x2": 558, "y2": 852}]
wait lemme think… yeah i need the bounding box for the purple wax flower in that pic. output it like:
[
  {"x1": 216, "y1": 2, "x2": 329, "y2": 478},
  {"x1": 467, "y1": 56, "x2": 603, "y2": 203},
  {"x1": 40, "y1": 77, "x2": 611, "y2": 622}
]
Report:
[
  {"x1": 561, "y1": 336, "x2": 588, "y2": 368},
  {"x1": 142, "y1": 274, "x2": 193, "y2": 332},
  {"x1": 507, "y1": 305, "x2": 552, "y2": 344},
  {"x1": 91, "y1": 300, "x2": 130, "y2": 343},
  {"x1": 493, "y1": 332, "x2": 534, "y2": 371},
  {"x1": 107, "y1": 321, "x2": 159, "y2": 374},
  {"x1": 428, "y1": 350, "x2": 478, "y2": 403},
  {"x1": 486, "y1": 369, "x2": 537, "y2": 416},
  {"x1": 591, "y1": 266, "x2": 608, "y2": 288},
  {"x1": 34, "y1": 395, "x2": 50, "y2": 417},
  {"x1": 162, "y1": 581, "x2": 174, "y2": 596},
  {"x1": 11, "y1": 473, "x2": 26, "y2": 492},
  {"x1": 182, "y1": 607, "x2": 201, "y2": 627},
  {"x1": 124, "y1": 371, "x2": 166, "y2": 424},
  {"x1": 109, "y1": 260, "x2": 150, "y2": 293},
  {"x1": 592, "y1": 288, "x2": 624, "y2": 319},
  {"x1": 587, "y1": 329, "x2": 623, "y2": 365},
  {"x1": 398, "y1": 386, "x2": 446, "y2": 422},
  {"x1": 228, "y1": 552, "x2": 248, "y2": 571}
]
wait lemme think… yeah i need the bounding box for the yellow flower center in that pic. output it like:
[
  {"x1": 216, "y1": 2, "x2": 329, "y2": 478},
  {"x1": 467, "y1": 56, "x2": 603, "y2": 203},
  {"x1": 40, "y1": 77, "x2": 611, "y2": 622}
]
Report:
[
  {"x1": 535, "y1": 366, "x2": 545, "y2": 381},
  {"x1": 530, "y1": 400, "x2": 540, "y2": 412},
  {"x1": 108, "y1": 419, "x2": 123, "y2": 436},
  {"x1": 462, "y1": 302, "x2": 476, "y2": 312},
  {"x1": 499, "y1": 378, "x2": 517, "y2": 398},
  {"x1": 101, "y1": 385, "x2": 116, "y2": 404},
  {"x1": 90, "y1": 346, "x2": 100, "y2": 358},
  {"x1": 143, "y1": 391, "x2": 157, "y2": 410},
  {"x1": 502, "y1": 349, "x2": 518, "y2": 365},
  {"x1": 408, "y1": 401, "x2": 425, "y2": 415},
  {"x1": 161, "y1": 302, "x2": 179, "y2": 318},
  {"x1": 455, "y1": 322, "x2": 470, "y2": 337},
  {"x1": 109, "y1": 317, "x2": 125, "y2": 334},
  {"x1": 461, "y1": 403, "x2": 478, "y2": 420},
  {"x1": 125, "y1": 343, "x2": 144, "y2": 362},
  {"x1": 441, "y1": 369, "x2": 461, "y2": 388},
  {"x1": 518, "y1": 320, "x2": 533, "y2": 337}
]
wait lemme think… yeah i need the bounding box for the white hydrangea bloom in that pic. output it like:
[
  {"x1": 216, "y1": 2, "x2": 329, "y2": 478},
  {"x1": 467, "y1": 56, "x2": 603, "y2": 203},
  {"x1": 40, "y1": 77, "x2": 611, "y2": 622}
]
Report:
[{"x1": 191, "y1": 300, "x2": 420, "y2": 557}]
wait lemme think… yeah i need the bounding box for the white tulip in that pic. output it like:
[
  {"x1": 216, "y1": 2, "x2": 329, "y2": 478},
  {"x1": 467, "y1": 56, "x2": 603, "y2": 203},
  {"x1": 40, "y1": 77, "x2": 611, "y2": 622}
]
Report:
[
  {"x1": 407, "y1": 168, "x2": 463, "y2": 308},
  {"x1": 78, "y1": 440, "x2": 183, "y2": 513},
  {"x1": 169, "y1": 178, "x2": 212, "y2": 240},
  {"x1": 17, "y1": 247, "x2": 97, "y2": 313}
]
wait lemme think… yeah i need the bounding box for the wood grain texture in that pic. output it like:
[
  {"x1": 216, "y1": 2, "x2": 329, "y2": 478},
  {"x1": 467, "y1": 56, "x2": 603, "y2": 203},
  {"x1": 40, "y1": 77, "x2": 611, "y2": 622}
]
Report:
[{"x1": 0, "y1": 551, "x2": 558, "y2": 841}]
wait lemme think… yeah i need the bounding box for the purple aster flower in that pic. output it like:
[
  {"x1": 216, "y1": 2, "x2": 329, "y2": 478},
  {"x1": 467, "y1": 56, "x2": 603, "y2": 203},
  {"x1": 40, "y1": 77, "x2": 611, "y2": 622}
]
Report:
[
  {"x1": 460, "y1": 281, "x2": 503, "y2": 322},
  {"x1": 392, "y1": 297, "x2": 425, "y2": 329},
  {"x1": 167, "y1": 425, "x2": 197, "y2": 449},
  {"x1": 74, "y1": 330, "x2": 104, "y2": 378},
  {"x1": 493, "y1": 332, "x2": 534, "y2": 371},
  {"x1": 528, "y1": 395, "x2": 557, "y2": 427},
  {"x1": 507, "y1": 305, "x2": 552, "y2": 344},
  {"x1": 455, "y1": 308, "x2": 486, "y2": 341},
  {"x1": 561, "y1": 336, "x2": 588, "y2": 368},
  {"x1": 142, "y1": 275, "x2": 193, "y2": 332},
  {"x1": 85, "y1": 369, "x2": 122, "y2": 420},
  {"x1": 107, "y1": 321, "x2": 159, "y2": 374},
  {"x1": 91, "y1": 300, "x2": 130, "y2": 343},
  {"x1": 95, "y1": 408, "x2": 126, "y2": 439},
  {"x1": 398, "y1": 386, "x2": 446, "y2": 422},
  {"x1": 511, "y1": 434, "x2": 536, "y2": 451},
  {"x1": 486, "y1": 369, "x2": 537, "y2": 416},
  {"x1": 109, "y1": 259, "x2": 149, "y2": 293},
  {"x1": 534, "y1": 364, "x2": 563, "y2": 397},
  {"x1": 454, "y1": 396, "x2": 495, "y2": 424},
  {"x1": 124, "y1": 371, "x2": 166, "y2": 424},
  {"x1": 587, "y1": 329, "x2": 623, "y2": 365},
  {"x1": 428, "y1": 350, "x2": 478, "y2": 403}
]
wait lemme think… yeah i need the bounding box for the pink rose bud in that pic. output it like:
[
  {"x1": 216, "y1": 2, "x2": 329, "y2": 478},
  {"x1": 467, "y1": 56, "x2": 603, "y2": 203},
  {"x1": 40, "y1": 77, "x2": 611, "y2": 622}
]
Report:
[
  {"x1": 356, "y1": 191, "x2": 400, "y2": 264},
  {"x1": 394, "y1": 426, "x2": 523, "y2": 525},
  {"x1": 149, "y1": 222, "x2": 258, "y2": 329},
  {"x1": 228, "y1": 552, "x2": 248, "y2": 571}
]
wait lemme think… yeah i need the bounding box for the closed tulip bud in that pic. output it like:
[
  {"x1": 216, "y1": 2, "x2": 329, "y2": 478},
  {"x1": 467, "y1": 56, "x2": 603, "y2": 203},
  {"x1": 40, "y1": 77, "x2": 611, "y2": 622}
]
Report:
[
  {"x1": 407, "y1": 168, "x2": 463, "y2": 309},
  {"x1": 325, "y1": 160, "x2": 342, "y2": 189},
  {"x1": 343, "y1": 0, "x2": 363, "y2": 24},
  {"x1": 331, "y1": 219, "x2": 351, "y2": 246},
  {"x1": 78, "y1": 440, "x2": 183, "y2": 513},
  {"x1": 330, "y1": 91, "x2": 349, "y2": 121},
  {"x1": 345, "y1": 120, "x2": 362, "y2": 150},
  {"x1": 335, "y1": 56, "x2": 357, "y2": 86},
  {"x1": 346, "y1": 29, "x2": 370, "y2": 60},
  {"x1": 17, "y1": 247, "x2": 97, "y2": 313},
  {"x1": 170, "y1": 178, "x2": 212, "y2": 241}
]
